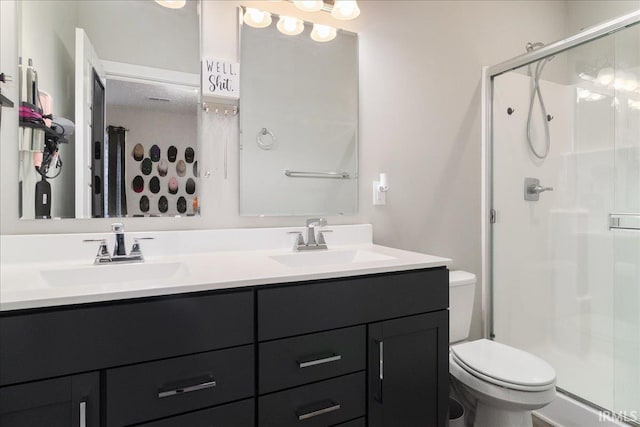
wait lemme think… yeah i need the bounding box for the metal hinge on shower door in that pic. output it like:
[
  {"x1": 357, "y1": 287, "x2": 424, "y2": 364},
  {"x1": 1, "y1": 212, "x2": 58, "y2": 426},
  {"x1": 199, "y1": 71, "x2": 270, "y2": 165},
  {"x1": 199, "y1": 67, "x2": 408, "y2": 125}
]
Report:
[{"x1": 490, "y1": 209, "x2": 497, "y2": 224}]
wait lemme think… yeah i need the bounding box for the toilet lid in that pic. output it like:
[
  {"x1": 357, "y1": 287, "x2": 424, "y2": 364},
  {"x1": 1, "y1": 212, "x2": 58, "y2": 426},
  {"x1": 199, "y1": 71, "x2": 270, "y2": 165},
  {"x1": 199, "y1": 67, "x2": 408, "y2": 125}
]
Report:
[{"x1": 451, "y1": 339, "x2": 555, "y2": 388}]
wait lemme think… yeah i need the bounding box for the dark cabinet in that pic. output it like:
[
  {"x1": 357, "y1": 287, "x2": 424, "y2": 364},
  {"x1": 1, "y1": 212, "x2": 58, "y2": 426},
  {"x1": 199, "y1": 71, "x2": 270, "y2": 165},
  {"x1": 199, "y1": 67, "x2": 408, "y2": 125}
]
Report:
[
  {"x1": 0, "y1": 267, "x2": 449, "y2": 427},
  {"x1": 257, "y1": 267, "x2": 449, "y2": 427},
  {"x1": 258, "y1": 372, "x2": 366, "y2": 427},
  {"x1": 0, "y1": 372, "x2": 99, "y2": 427},
  {"x1": 368, "y1": 311, "x2": 449, "y2": 427},
  {"x1": 259, "y1": 326, "x2": 366, "y2": 394},
  {"x1": 106, "y1": 346, "x2": 255, "y2": 427},
  {"x1": 135, "y1": 399, "x2": 255, "y2": 427}
]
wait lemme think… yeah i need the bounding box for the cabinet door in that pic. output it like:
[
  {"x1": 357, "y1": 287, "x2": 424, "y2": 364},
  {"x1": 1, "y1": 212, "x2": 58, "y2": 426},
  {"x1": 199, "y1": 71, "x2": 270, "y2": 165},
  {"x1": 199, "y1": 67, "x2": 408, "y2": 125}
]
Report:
[
  {"x1": 368, "y1": 311, "x2": 448, "y2": 427},
  {"x1": 0, "y1": 372, "x2": 99, "y2": 427}
]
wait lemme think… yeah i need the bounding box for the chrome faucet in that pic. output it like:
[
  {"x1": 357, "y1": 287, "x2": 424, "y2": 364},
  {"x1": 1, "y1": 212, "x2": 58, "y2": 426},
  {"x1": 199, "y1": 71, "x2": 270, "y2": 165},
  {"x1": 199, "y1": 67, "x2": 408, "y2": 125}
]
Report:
[
  {"x1": 290, "y1": 218, "x2": 332, "y2": 251},
  {"x1": 84, "y1": 223, "x2": 153, "y2": 264}
]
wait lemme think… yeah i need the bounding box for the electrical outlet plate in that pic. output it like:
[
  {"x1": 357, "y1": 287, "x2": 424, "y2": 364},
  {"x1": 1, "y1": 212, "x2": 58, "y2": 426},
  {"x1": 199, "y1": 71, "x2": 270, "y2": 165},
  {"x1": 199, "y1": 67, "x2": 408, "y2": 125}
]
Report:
[{"x1": 373, "y1": 181, "x2": 386, "y2": 205}]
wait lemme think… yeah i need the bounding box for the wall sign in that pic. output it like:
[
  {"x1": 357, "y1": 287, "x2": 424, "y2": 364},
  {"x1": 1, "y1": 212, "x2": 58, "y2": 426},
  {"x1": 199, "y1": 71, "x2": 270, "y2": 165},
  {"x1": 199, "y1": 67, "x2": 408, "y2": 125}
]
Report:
[{"x1": 202, "y1": 58, "x2": 240, "y2": 99}]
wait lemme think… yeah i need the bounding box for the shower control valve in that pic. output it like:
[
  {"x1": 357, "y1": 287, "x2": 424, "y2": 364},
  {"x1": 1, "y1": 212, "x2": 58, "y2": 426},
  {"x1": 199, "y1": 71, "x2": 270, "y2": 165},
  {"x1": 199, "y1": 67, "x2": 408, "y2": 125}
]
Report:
[{"x1": 524, "y1": 177, "x2": 553, "y2": 201}]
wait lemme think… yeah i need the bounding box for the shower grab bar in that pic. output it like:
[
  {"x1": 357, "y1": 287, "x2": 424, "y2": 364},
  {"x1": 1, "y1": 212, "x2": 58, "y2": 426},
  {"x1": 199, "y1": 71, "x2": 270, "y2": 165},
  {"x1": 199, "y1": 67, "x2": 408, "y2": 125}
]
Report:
[
  {"x1": 285, "y1": 170, "x2": 350, "y2": 179},
  {"x1": 609, "y1": 213, "x2": 640, "y2": 231}
]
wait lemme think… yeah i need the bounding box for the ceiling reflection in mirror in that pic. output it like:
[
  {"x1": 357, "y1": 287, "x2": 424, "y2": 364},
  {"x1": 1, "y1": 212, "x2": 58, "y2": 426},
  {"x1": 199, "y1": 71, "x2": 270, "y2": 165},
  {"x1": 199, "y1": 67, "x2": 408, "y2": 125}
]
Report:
[{"x1": 17, "y1": 0, "x2": 200, "y2": 220}]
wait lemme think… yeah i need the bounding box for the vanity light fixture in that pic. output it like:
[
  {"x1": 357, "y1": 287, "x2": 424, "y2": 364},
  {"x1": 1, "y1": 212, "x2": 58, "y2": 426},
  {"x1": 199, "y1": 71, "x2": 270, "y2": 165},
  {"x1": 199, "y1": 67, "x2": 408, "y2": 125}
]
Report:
[
  {"x1": 277, "y1": 16, "x2": 304, "y2": 36},
  {"x1": 293, "y1": 0, "x2": 324, "y2": 12},
  {"x1": 244, "y1": 8, "x2": 273, "y2": 28},
  {"x1": 331, "y1": 0, "x2": 360, "y2": 20},
  {"x1": 154, "y1": 0, "x2": 186, "y2": 9},
  {"x1": 310, "y1": 24, "x2": 337, "y2": 42}
]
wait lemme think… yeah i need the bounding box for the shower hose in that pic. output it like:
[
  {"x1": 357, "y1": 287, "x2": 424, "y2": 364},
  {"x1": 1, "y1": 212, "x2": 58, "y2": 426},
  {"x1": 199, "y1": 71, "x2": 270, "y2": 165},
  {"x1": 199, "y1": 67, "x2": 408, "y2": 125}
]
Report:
[{"x1": 526, "y1": 58, "x2": 552, "y2": 160}]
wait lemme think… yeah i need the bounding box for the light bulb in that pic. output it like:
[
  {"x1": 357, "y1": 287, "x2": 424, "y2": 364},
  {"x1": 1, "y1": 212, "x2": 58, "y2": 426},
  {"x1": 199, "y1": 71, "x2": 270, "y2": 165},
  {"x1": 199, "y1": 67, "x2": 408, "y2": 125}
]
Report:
[
  {"x1": 155, "y1": 0, "x2": 186, "y2": 9},
  {"x1": 622, "y1": 74, "x2": 638, "y2": 91},
  {"x1": 331, "y1": 0, "x2": 360, "y2": 20},
  {"x1": 613, "y1": 71, "x2": 628, "y2": 90},
  {"x1": 293, "y1": 0, "x2": 324, "y2": 12},
  {"x1": 577, "y1": 88, "x2": 591, "y2": 99},
  {"x1": 244, "y1": 8, "x2": 272, "y2": 28},
  {"x1": 277, "y1": 16, "x2": 304, "y2": 36},
  {"x1": 310, "y1": 24, "x2": 337, "y2": 42},
  {"x1": 596, "y1": 67, "x2": 614, "y2": 86}
]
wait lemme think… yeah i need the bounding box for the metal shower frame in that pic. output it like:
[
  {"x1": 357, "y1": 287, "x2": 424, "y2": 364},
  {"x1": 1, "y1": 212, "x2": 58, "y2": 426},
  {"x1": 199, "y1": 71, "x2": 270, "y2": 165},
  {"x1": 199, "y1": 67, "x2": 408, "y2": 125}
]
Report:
[{"x1": 481, "y1": 8, "x2": 640, "y2": 423}]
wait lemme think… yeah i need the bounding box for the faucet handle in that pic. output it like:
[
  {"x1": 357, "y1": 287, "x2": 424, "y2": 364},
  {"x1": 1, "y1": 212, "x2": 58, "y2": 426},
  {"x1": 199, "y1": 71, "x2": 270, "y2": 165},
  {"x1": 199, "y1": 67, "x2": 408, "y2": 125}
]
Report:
[
  {"x1": 83, "y1": 239, "x2": 110, "y2": 260},
  {"x1": 131, "y1": 237, "x2": 154, "y2": 251},
  {"x1": 288, "y1": 231, "x2": 305, "y2": 248},
  {"x1": 111, "y1": 223, "x2": 124, "y2": 233},
  {"x1": 317, "y1": 229, "x2": 333, "y2": 245}
]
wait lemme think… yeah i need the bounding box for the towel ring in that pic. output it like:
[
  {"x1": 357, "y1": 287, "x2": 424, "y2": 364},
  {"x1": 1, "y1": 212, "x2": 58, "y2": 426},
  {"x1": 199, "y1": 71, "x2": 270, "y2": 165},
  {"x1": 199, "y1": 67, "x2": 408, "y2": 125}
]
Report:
[{"x1": 256, "y1": 128, "x2": 276, "y2": 150}]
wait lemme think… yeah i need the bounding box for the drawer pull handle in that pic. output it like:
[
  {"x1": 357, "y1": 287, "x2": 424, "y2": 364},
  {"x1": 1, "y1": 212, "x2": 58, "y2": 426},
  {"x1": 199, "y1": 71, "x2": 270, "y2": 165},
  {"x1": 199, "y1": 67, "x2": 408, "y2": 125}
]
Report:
[
  {"x1": 297, "y1": 353, "x2": 342, "y2": 368},
  {"x1": 157, "y1": 376, "x2": 217, "y2": 398},
  {"x1": 296, "y1": 399, "x2": 341, "y2": 420},
  {"x1": 79, "y1": 401, "x2": 87, "y2": 427}
]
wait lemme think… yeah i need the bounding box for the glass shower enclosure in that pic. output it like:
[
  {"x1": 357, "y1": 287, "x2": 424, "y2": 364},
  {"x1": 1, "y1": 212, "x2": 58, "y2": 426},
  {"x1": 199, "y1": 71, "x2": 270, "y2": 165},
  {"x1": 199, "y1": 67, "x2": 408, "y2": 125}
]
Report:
[{"x1": 487, "y1": 11, "x2": 640, "y2": 424}]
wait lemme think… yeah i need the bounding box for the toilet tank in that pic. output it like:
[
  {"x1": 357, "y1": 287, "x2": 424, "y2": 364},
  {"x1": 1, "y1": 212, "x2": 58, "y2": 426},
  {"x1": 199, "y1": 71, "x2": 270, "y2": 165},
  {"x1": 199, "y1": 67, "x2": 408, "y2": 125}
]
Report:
[{"x1": 449, "y1": 270, "x2": 477, "y2": 343}]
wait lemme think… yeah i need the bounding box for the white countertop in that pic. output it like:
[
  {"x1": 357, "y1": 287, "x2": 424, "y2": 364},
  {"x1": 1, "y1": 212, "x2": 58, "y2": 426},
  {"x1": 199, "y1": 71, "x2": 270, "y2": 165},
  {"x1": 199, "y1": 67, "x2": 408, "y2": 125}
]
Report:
[{"x1": 0, "y1": 225, "x2": 451, "y2": 311}]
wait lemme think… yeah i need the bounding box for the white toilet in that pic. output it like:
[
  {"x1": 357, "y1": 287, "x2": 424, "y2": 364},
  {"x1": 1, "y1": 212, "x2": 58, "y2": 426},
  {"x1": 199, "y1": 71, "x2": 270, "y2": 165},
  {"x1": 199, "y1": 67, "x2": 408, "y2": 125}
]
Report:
[{"x1": 448, "y1": 271, "x2": 556, "y2": 427}]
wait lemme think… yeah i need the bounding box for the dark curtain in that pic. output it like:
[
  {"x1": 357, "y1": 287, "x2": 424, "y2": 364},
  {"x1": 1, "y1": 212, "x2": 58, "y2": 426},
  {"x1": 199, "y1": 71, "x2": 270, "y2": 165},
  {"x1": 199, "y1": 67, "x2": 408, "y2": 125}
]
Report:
[{"x1": 106, "y1": 126, "x2": 128, "y2": 217}]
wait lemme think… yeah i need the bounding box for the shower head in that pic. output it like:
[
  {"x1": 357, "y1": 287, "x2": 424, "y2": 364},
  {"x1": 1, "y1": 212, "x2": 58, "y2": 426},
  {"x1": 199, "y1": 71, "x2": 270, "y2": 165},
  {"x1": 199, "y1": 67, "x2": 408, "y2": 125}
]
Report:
[
  {"x1": 526, "y1": 41, "x2": 554, "y2": 62},
  {"x1": 526, "y1": 42, "x2": 545, "y2": 52}
]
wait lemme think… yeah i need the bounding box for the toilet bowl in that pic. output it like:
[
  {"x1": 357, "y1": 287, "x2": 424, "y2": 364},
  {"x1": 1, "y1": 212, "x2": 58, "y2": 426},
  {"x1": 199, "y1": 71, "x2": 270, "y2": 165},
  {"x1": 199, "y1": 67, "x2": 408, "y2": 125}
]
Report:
[{"x1": 449, "y1": 271, "x2": 556, "y2": 427}]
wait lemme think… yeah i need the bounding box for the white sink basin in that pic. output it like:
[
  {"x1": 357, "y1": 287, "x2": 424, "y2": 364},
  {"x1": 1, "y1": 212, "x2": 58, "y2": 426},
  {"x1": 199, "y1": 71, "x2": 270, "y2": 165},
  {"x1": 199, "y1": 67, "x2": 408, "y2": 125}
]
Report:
[
  {"x1": 271, "y1": 249, "x2": 395, "y2": 268},
  {"x1": 41, "y1": 262, "x2": 187, "y2": 287}
]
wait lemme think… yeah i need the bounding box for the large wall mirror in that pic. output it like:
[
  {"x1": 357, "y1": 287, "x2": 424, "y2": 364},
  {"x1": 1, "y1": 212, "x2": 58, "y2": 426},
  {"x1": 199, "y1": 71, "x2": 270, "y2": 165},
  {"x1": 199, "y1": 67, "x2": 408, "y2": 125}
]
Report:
[
  {"x1": 17, "y1": 0, "x2": 200, "y2": 220},
  {"x1": 239, "y1": 8, "x2": 359, "y2": 216}
]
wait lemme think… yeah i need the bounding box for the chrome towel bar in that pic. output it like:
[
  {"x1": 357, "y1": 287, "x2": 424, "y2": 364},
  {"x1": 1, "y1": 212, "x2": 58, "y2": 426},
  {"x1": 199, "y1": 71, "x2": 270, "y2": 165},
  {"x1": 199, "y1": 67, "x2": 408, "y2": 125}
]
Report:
[{"x1": 284, "y1": 170, "x2": 350, "y2": 179}]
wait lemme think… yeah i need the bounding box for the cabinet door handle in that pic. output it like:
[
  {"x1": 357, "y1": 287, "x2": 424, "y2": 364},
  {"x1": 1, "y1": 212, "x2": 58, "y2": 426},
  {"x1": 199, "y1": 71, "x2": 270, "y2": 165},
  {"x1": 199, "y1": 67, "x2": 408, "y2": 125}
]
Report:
[
  {"x1": 157, "y1": 375, "x2": 217, "y2": 398},
  {"x1": 375, "y1": 340, "x2": 384, "y2": 403},
  {"x1": 79, "y1": 401, "x2": 87, "y2": 427},
  {"x1": 297, "y1": 353, "x2": 342, "y2": 368},
  {"x1": 295, "y1": 399, "x2": 341, "y2": 420}
]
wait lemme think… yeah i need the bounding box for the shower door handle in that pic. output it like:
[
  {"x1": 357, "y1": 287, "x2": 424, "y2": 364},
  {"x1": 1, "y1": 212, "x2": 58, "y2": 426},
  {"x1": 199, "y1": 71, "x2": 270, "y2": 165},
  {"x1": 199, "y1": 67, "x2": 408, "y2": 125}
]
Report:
[{"x1": 609, "y1": 213, "x2": 640, "y2": 231}]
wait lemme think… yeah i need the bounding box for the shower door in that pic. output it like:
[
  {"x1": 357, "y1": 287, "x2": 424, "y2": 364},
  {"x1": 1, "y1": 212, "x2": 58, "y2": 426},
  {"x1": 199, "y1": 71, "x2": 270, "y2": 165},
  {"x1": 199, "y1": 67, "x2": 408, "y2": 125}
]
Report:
[{"x1": 490, "y1": 21, "x2": 639, "y2": 422}]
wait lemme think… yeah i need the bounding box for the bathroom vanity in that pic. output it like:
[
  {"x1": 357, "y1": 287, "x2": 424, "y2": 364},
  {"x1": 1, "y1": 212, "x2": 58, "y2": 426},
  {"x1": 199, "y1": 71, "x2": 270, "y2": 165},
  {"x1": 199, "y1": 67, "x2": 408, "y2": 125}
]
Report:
[{"x1": 0, "y1": 226, "x2": 450, "y2": 427}]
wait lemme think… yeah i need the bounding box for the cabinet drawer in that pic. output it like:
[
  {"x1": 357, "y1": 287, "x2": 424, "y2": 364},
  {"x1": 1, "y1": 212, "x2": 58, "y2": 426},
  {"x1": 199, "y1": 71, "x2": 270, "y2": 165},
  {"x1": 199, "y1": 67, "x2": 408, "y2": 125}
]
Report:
[
  {"x1": 258, "y1": 372, "x2": 365, "y2": 427},
  {"x1": 106, "y1": 345, "x2": 254, "y2": 427},
  {"x1": 0, "y1": 291, "x2": 253, "y2": 386},
  {"x1": 336, "y1": 419, "x2": 365, "y2": 427},
  {"x1": 258, "y1": 268, "x2": 448, "y2": 340},
  {"x1": 259, "y1": 326, "x2": 365, "y2": 394},
  {"x1": 136, "y1": 399, "x2": 254, "y2": 427}
]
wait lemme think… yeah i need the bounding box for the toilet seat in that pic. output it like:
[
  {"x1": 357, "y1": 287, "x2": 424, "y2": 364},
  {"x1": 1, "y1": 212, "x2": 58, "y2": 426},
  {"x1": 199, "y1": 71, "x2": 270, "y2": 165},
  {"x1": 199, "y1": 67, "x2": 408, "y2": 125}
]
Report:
[{"x1": 451, "y1": 340, "x2": 556, "y2": 392}]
